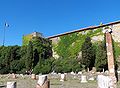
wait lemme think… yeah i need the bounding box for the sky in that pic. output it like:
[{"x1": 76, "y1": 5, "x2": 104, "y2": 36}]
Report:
[{"x1": 0, "y1": 0, "x2": 120, "y2": 46}]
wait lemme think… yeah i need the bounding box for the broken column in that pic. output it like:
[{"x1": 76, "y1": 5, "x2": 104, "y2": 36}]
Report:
[
  {"x1": 81, "y1": 75, "x2": 87, "y2": 83},
  {"x1": 31, "y1": 74, "x2": 36, "y2": 80},
  {"x1": 103, "y1": 27, "x2": 117, "y2": 88},
  {"x1": 7, "y1": 82, "x2": 16, "y2": 88},
  {"x1": 36, "y1": 75, "x2": 50, "y2": 88},
  {"x1": 60, "y1": 73, "x2": 66, "y2": 81},
  {"x1": 11, "y1": 73, "x2": 16, "y2": 79}
]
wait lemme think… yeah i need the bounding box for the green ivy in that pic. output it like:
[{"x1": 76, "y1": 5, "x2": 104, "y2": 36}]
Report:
[
  {"x1": 22, "y1": 35, "x2": 33, "y2": 46},
  {"x1": 53, "y1": 28, "x2": 103, "y2": 59},
  {"x1": 113, "y1": 42, "x2": 120, "y2": 59}
]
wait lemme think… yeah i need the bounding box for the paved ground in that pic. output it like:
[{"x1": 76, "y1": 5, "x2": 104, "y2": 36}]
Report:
[{"x1": 0, "y1": 74, "x2": 120, "y2": 88}]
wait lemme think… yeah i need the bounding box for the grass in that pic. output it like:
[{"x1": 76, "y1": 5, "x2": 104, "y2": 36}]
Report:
[{"x1": 0, "y1": 74, "x2": 120, "y2": 88}]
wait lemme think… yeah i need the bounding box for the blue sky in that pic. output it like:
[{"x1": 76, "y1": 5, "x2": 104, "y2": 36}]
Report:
[{"x1": 0, "y1": 0, "x2": 120, "y2": 46}]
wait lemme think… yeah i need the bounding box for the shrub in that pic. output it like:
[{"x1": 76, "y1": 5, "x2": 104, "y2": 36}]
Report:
[{"x1": 33, "y1": 59, "x2": 53, "y2": 74}]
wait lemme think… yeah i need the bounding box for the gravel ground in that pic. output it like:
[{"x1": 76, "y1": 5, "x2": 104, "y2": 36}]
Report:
[
  {"x1": 50, "y1": 78, "x2": 97, "y2": 88},
  {"x1": 0, "y1": 74, "x2": 120, "y2": 88}
]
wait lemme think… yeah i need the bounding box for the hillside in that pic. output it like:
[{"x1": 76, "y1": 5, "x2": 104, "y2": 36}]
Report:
[{"x1": 50, "y1": 23, "x2": 120, "y2": 68}]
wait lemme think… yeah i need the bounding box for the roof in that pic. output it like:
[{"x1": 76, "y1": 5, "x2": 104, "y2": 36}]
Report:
[{"x1": 48, "y1": 20, "x2": 120, "y2": 39}]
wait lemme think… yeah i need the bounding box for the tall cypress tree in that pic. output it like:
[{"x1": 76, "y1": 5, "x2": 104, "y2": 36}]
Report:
[
  {"x1": 81, "y1": 36, "x2": 95, "y2": 70},
  {"x1": 95, "y1": 41, "x2": 107, "y2": 71},
  {"x1": 25, "y1": 41, "x2": 33, "y2": 71}
]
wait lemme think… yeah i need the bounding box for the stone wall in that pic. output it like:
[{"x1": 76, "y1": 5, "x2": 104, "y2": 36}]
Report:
[
  {"x1": 50, "y1": 37, "x2": 60, "y2": 45},
  {"x1": 49, "y1": 22, "x2": 120, "y2": 59},
  {"x1": 112, "y1": 23, "x2": 120, "y2": 42}
]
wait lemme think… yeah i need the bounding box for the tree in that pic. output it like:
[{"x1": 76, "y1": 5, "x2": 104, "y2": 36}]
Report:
[
  {"x1": 95, "y1": 41, "x2": 107, "y2": 72},
  {"x1": 0, "y1": 35, "x2": 52, "y2": 74},
  {"x1": 10, "y1": 45, "x2": 21, "y2": 61},
  {"x1": 33, "y1": 59, "x2": 53, "y2": 74},
  {"x1": 0, "y1": 46, "x2": 6, "y2": 68},
  {"x1": 25, "y1": 41, "x2": 33, "y2": 72},
  {"x1": 52, "y1": 58, "x2": 63, "y2": 73},
  {"x1": 2, "y1": 47, "x2": 11, "y2": 73},
  {"x1": 32, "y1": 37, "x2": 52, "y2": 60},
  {"x1": 81, "y1": 36, "x2": 95, "y2": 70},
  {"x1": 33, "y1": 49, "x2": 39, "y2": 67}
]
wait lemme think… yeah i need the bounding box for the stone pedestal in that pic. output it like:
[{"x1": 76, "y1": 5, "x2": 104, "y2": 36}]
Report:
[
  {"x1": 12, "y1": 73, "x2": 16, "y2": 79},
  {"x1": 97, "y1": 75, "x2": 109, "y2": 88},
  {"x1": 81, "y1": 75, "x2": 87, "y2": 83},
  {"x1": 36, "y1": 75, "x2": 50, "y2": 88},
  {"x1": 88, "y1": 77, "x2": 94, "y2": 81},
  {"x1": 71, "y1": 71, "x2": 75, "y2": 75},
  {"x1": 31, "y1": 74, "x2": 36, "y2": 80},
  {"x1": 60, "y1": 74, "x2": 66, "y2": 81},
  {"x1": 7, "y1": 82, "x2": 16, "y2": 88},
  {"x1": 78, "y1": 71, "x2": 82, "y2": 75}
]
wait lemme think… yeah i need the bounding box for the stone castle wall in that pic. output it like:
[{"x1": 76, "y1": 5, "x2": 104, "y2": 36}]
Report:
[{"x1": 49, "y1": 22, "x2": 120, "y2": 59}]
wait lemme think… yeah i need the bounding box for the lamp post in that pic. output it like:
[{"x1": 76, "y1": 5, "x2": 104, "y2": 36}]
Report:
[{"x1": 102, "y1": 26, "x2": 116, "y2": 88}]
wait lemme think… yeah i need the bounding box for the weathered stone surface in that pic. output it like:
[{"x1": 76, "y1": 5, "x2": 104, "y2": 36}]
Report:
[
  {"x1": 7, "y1": 82, "x2": 16, "y2": 88},
  {"x1": 37, "y1": 75, "x2": 47, "y2": 86},
  {"x1": 31, "y1": 74, "x2": 36, "y2": 80},
  {"x1": 97, "y1": 75, "x2": 110, "y2": 88},
  {"x1": 60, "y1": 74, "x2": 66, "y2": 81},
  {"x1": 91, "y1": 35, "x2": 104, "y2": 42},
  {"x1": 50, "y1": 37, "x2": 60, "y2": 44},
  {"x1": 112, "y1": 23, "x2": 120, "y2": 42},
  {"x1": 78, "y1": 71, "x2": 82, "y2": 75},
  {"x1": 88, "y1": 77, "x2": 95, "y2": 81},
  {"x1": 81, "y1": 75, "x2": 87, "y2": 83},
  {"x1": 11, "y1": 73, "x2": 16, "y2": 79}
]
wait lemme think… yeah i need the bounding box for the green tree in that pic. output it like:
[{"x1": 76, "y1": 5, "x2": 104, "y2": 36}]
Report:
[
  {"x1": 33, "y1": 59, "x2": 53, "y2": 74},
  {"x1": 25, "y1": 41, "x2": 33, "y2": 71},
  {"x1": 10, "y1": 45, "x2": 21, "y2": 61},
  {"x1": 53, "y1": 57, "x2": 82, "y2": 73},
  {"x1": 2, "y1": 47, "x2": 12, "y2": 73},
  {"x1": 10, "y1": 46, "x2": 21, "y2": 73},
  {"x1": 81, "y1": 36, "x2": 95, "y2": 70},
  {"x1": 33, "y1": 49, "x2": 39, "y2": 67},
  {"x1": 95, "y1": 41, "x2": 107, "y2": 71},
  {"x1": 52, "y1": 58, "x2": 63, "y2": 73},
  {"x1": 32, "y1": 37, "x2": 52, "y2": 60},
  {"x1": 0, "y1": 46, "x2": 6, "y2": 67},
  {"x1": 0, "y1": 36, "x2": 52, "y2": 74}
]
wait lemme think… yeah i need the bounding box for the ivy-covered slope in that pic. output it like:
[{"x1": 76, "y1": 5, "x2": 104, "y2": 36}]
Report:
[
  {"x1": 53, "y1": 28, "x2": 103, "y2": 59},
  {"x1": 52, "y1": 28, "x2": 120, "y2": 60}
]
